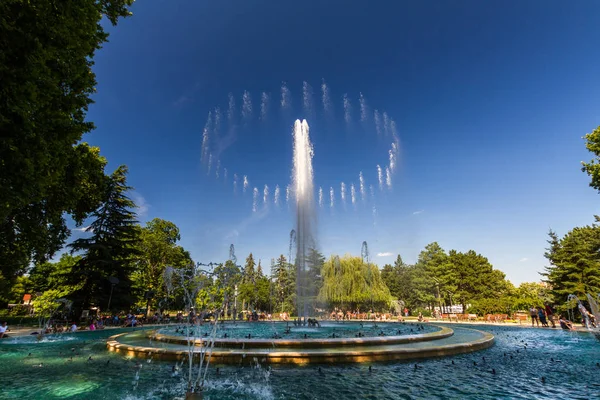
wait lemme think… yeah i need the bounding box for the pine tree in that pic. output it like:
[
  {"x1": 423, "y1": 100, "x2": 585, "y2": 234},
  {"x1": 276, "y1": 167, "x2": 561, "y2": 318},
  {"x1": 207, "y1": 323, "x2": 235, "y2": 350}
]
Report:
[
  {"x1": 243, "y1": 253, "x2": 256, "y2": 283},
  {"x1": 68, "y1": 165, "x2": 141, "y2": 314},
  {"x1": 256, "y1": 260, "x2": 263, "y2": 278},
  {"x1": 543, "y1": 218, "x2": 600, "y2": 309}
]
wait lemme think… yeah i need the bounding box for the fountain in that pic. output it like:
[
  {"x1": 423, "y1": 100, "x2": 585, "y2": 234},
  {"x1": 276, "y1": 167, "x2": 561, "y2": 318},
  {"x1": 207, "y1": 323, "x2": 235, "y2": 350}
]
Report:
[
  {"x1": 292, "y1": 119, "x2": 317, "y2": 324},
  {"x1": 106, "y1": 119, "x2": 495, "y2": 366}
]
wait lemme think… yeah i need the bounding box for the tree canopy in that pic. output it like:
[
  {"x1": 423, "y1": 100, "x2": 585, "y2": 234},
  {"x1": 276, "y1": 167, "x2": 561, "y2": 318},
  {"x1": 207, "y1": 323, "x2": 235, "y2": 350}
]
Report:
[
  {"x1": 318, "y1": 255, "x2": 392, "y2": 310},
  {"x1": 0, "y1": 0, "x2": 134, "y2": 302},
  {"x1": 543, "y1": 219, "x2": 600, "y2": 310},
  {"x1": 582, "y1": 126, "x2": 600, "y2": 192}
]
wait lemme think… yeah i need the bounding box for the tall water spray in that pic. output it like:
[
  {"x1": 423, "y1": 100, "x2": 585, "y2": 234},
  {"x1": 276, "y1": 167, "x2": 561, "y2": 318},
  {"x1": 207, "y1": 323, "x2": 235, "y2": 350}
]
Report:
[{"x1": 292, "y1": 119, "x2": 316, "y2": 322}]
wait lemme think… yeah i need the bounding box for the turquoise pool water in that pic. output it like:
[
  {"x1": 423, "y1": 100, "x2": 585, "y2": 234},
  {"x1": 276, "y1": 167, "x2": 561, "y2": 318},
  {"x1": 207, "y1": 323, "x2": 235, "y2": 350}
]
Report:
[
  {"x1": 156, "y1": 320, "x2": 438, "y2": 340},
  {"x1": 1, "y1": 323, "x2": 599, "y2": 399}
]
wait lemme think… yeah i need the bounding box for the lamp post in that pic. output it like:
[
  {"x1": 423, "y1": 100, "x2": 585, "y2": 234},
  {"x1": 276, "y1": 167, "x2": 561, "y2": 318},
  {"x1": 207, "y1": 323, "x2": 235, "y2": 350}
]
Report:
[{"x1": 106, "y1": 277, "x2": 119, "y2": 313}]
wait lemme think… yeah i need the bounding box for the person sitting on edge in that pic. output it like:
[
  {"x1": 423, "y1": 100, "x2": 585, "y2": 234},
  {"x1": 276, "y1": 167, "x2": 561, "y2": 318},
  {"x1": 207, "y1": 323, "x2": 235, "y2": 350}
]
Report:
[
  {"x1": 70, "y1": 322, "x2": 78, "y2": 332},
  {"x1": 558, "y1": 315, "x2": 575, "y2": 331},
  {"x1": 0, "y1": 321, "x2": 8, "y2": 338}
]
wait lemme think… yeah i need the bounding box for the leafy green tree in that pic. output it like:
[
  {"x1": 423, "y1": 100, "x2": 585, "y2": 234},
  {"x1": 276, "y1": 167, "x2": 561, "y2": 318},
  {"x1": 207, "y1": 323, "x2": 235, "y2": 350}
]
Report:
[
  {"x1": 412, "y1": 243, "x2": 449, "y2": 310},
  {"x1": 0, "y1": 0, "x2": 133, "y2": 300},
  {"x1": 543, "y1": 220, "x2": 600, "y2": 310},
  {"x1": 68, "y1": 166, "x2": 141, "y2": 314},
  {"x1": 27, "y1": 253, "x2": 81, "y2": 294},
  {"x1": 318, "y1": 255, "x2": 392, "y2": 310},
  {"x1": 446, "y1": 250, "x2": 507, "y2": 313},
  {"x1": 132, "y1": 218, "x2": 192, "y2": 313},
  {"x1": 581, "y1": 126, "x2": 600, "y2": 191}
]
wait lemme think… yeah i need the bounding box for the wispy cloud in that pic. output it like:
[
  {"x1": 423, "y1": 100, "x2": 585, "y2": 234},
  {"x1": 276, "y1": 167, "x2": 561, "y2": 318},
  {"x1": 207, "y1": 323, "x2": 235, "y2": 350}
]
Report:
[
  {"x1": 73, "y1": 226, "x2": 93, "y2": 233},
  {"x1": 377, "y1": 252, "x2": 394, "y2": 257},
  {"x1": 224, "y1": 207, "x2": 270, "y2": 240},
  {"x1": 131, "y1": 192, "x2": 149, "y2": 218},
  {"x1": 173, "y1": 95, "x2": 192, "y2": 108},
  {"x1": 412, "y1": 210, "x2": 424, "y2": 215},
  {"x1": 519, "y1": 257, "x2": 528, "y2": 262}
]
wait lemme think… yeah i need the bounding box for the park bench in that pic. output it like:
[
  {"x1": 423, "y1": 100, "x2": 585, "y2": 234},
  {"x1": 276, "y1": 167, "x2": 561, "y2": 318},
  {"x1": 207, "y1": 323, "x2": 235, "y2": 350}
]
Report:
[{"x1": 514, "y1": 314, "x2": 528, "y2": 324}]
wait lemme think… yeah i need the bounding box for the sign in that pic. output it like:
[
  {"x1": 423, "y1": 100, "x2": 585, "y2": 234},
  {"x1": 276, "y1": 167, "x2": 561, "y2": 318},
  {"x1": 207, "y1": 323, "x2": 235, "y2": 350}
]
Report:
[{"x1": 23, "y1": 294, "x2": 32, "y2": 304}]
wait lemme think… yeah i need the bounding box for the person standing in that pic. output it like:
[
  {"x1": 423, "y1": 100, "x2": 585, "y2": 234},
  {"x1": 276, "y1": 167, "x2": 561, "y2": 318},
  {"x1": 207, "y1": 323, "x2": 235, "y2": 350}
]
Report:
[
  {"x1": 545, "y1": 304, "x2": 556, "y2": 328},
  {"x1": 530, "y1": 306, "x2": 539, "y2": 327},
  {"x1": 538, "y1": 307, "x2": 549, "y2": 327},
  {"x1": 0, "y1": 321, "x2": 8, "y2": 338}
]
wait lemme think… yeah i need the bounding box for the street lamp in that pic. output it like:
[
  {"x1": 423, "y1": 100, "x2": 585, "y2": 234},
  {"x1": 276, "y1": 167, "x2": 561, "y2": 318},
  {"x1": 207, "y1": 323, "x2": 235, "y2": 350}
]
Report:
[{"x1": 106, "y1": 277, "x2": 119, "y2": 312}]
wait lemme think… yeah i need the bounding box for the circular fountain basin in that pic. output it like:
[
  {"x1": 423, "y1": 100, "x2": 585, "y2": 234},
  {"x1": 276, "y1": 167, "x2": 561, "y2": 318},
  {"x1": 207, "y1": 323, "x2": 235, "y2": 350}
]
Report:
[{"x1": 106, "y1": 322, "x2": 494, "y2": 364}]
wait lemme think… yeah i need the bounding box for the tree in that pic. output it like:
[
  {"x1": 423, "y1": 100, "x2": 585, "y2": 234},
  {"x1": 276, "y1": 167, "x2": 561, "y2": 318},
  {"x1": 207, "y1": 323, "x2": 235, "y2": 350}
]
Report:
[
  {"x1": 132, "y1": 218, "x2": 192, "y2": 313},
  {"x1": 543, "y1": 218, "x2": 600, "y2": 310},
  {"x1": 581, "y1": 126, "x2": 600, "y2": 192},
  {"x1": 0, "y1": 0, "x2": 134, "y2": 300},
  {"x1": 28, "y1": 253, "x2": 81, "y2": 294},
  {"x1": 306, "y1": 248, "x2": 325, "y2": 309},
  {"x1": 318, "y1": 255, "x2": 392, "y2": 310},
  {"x1": 446, "y1": 250, "x2": 507, "y2": 313},
  {"x1": 239, "y1": 253, "x2": 257, "y2": 310},
  {"x1": 412, "y1": 243, "x2": 449, "y2": 310},
  {"x1": 271, "y1": 255, "x2": 295, "y2": 314},
  {"x1": 68, "y1": 165, "x2": 141, "y2": 314},
  {"x1": 381, "y1": 255, "x2": 418, "y2": 309}
]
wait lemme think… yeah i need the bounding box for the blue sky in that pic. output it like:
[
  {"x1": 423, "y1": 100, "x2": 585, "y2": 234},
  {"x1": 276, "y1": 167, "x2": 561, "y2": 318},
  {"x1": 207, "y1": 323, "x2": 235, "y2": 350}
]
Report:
[{"x1": 79, "y1": 0, "x2": 600, "y2": 284}]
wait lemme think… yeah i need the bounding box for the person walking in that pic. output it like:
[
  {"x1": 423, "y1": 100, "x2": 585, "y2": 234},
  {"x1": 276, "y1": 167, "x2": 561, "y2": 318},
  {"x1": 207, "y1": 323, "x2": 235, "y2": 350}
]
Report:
[{"x1": 530, "y1": 306, "x2": 539, "y2": 327}]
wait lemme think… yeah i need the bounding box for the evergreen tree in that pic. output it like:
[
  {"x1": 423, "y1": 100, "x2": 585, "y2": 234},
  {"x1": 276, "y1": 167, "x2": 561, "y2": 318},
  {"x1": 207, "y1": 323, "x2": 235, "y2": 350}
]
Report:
[
  {"x1": 68, "y1": 165, "x2": 141, "y2": 314},
  {"x1": 256, "y1": 260, "x2": 263, "y2": 278},
  {"x1": 543, "y1": 218, "x2": 600, "y2": 309},
  {"x1": 272, "y1": 255, "x2": 295, "y2": 313},
  {"x1": 243, "y1": 253, "x2": 256, "y2": 283},
  {"x1": 239, "y1": 253, "x2": 257, "y2": 310}
]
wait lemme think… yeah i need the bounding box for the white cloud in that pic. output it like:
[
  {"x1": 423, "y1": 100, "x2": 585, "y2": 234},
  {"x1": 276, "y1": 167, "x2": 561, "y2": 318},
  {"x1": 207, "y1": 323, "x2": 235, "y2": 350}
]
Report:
[
  {"x1": 377, "y1": 252, "x2": 394, "y2": 257},
  {"x1": 131, "y1": 192, "x2": 149, "y2": 218},
  {"x1": 73, "y1": 226, "x2": 93, "y2": 233},
  {"x1": 519, "y1": 257, "x2": 528, "y2": 262},
  {"x1": 412, "y1": 210, "x2": 424, "y2": 215}
]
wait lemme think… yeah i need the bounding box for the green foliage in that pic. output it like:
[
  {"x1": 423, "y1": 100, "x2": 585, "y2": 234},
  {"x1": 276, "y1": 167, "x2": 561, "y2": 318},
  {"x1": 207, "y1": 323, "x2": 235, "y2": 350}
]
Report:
[
  {"x1": 271, "y1": 255, "x2": 295, "y2": 314},
  {"x1": 31, "y1": 289, "x2": 72, "y2": 319},
  {"x1": 68, "y1": 166, "x2": 141, "y2": 312},
  {"x1": 381, "y1": 244, "x2": 511, "y2": 314},
  {"x1": 318, "y1": 255, "x2": 393, "y2": 310},
  {"x1": 0, "y1": 0, "x2": 133, "y2": 300},
  {"x1": 29, "y1": 254, "x2": 81, "y2": 294},
  {"x1": 132, "y1": 218, "x2": 193, "y2": 312},
  {"x1": 543, "y1": 220, "x2": 600, "y2": 310},
  {"x1": 582, "y1": 126, "x2": 600, "y2": 192}
]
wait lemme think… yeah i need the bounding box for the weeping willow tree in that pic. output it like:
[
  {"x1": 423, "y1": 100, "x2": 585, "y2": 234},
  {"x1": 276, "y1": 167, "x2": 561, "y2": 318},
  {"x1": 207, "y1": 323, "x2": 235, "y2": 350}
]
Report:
[{"x1": 318, "y1": 255, "x2": 393, "y2": 311}]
